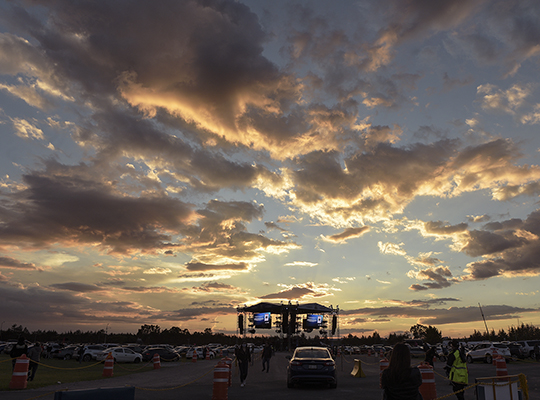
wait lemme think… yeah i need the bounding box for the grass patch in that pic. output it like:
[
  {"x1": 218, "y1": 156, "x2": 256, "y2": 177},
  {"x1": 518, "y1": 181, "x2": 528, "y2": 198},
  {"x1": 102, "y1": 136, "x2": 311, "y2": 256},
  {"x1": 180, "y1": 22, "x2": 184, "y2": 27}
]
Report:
[{"x1": 0, "y1": 354, "x2": 154, "y2": 391}]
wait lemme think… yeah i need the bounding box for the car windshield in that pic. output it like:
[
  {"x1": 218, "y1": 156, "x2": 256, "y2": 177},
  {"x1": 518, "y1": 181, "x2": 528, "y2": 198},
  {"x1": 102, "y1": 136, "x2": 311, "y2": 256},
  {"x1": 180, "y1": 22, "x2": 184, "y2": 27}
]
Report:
[{"x1": 295, "y1": 349, "x2": 330, "y2": 359}]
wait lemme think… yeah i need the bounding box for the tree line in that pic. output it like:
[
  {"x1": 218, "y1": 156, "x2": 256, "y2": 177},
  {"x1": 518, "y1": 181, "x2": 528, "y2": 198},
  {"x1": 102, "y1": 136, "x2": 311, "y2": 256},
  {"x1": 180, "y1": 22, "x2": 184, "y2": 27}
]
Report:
[{"x1": 1, "y1": 322, "x2": 539, "y2": 347}]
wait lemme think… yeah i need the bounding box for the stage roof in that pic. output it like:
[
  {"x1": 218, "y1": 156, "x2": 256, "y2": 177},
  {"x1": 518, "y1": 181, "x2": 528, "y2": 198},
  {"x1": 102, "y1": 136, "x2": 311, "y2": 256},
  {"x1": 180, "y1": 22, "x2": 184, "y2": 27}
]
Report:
[{"x1": 238, "y1": 302, "x2": 335, "y2": 314}]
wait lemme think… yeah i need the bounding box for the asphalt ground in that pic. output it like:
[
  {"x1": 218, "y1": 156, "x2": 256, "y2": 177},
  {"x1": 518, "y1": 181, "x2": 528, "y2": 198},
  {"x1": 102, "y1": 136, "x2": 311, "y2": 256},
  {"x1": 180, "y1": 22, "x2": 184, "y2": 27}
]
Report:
[{"x1": 3, "y1": 353, "x2": 539, "y2": 400}]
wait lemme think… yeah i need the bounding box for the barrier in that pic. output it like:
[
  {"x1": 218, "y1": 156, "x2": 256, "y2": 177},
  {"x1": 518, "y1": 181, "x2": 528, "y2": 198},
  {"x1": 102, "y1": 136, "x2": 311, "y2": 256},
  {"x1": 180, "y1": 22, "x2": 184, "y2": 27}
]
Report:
[
  {"x1": 350, "y1": 359, "x2": 366, "y2": 378},
  {"x1": 9, "y1": 354, "x2": 29, "y2": 390},
  {"x1": 54, "y1": 386, "x2": 135, "y2": 400},
  {"x1": 418, "y1": 362, "x2": 437, "y2": 400},
  {"x1": 212, "y1": 360, "x2": 229, "y2": 400},
  {"x1": 475, "y1": 375, "x2": 525, "y2": 400},
  {"x1": 495, "y1": 357, "x2": 508, "y2": 381},
  {"x1": 102, "y1": 353, "x2": 114, "y2": 377},
  {"x1": 153, "y1": 353, "x2": 161, "y2": 370},
  {"x1": 379, "y1": 357, "x2": 389, "y2": 388}
]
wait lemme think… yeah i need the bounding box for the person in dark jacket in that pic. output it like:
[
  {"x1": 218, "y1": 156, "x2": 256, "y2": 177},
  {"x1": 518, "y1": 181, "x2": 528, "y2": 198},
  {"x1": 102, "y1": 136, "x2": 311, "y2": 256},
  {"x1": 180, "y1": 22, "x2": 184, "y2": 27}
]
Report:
[
  {"x1": 27, "y1": 342, "x2": 41, "y2": 381},
  {"x1": 261, "y1": 343, "x2": 272, "y2": 372},
  {"x1": 10, "y1": 336, "x2": 28, "y2": 370},
  {"x1": 235, "y1": 343, "x2": 251, "y2": 387},
  {"x1": 381, "y1": 343, "x2": 423, "y2": 400}
]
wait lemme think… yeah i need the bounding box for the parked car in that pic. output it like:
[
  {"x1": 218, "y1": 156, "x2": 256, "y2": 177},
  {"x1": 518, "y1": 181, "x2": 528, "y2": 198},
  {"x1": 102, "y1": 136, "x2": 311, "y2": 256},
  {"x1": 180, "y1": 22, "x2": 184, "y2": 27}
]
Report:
[
  {"x1": 174, "y1": 346, "x2": 189, "y2": 358},
  {"x1": 516, "y1": 340, "x2": 540, "y2": 358},
  {"x1": 55, "y1": 345, "x2": 79, "y2": 360},
  {"x1": 80, "y1": 345, "x2": 107, "y2": 361},
  {"x1": 186, "y1": 346, "x2": 215, "y2": 359},
  {"x1": 123, "y1": 344, "x2": 145, "y2": 354},
  {"x1": 286, "y1": 346, "x2": 337, "y2": 389},
  {"x1": 466, "y1": 342, "x2": 511, "y2": 364},
  {"x1": 505, "y1": 342, "x2": 525, "y2": 359},
  {"x1": 142, "y1": 347, "x2": 181, "y2": 362},
  {"x1": 97, "y1": 347, "x2": 142, "y2": 363}
]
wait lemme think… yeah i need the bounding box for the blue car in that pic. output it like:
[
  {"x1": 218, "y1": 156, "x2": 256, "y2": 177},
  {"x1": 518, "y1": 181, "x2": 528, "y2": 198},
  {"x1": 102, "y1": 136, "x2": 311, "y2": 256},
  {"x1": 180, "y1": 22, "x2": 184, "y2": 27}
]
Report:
[{"x1": 286, "y1": 346, "x2": 337, "y2": 389}]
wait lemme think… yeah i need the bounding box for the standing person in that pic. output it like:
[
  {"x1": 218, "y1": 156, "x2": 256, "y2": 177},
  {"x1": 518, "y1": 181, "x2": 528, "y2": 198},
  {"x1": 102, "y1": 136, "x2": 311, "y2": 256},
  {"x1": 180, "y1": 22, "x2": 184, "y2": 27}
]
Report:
[
  {"x1": 261, "y1": 342, "x2": 272, "y2": 372},
  {"x1": 381, "y1": 343, "x2": 423, "y2": 400},
  {"x1": 27, "y1": 342, "x2": 41, "y2": 381},
  {"x1": 235, "y1": 343, "x2": 251, "y2": 387},
  {"x1": 424, "y1": 345, "x2": 437, "y2": 367},
  {"x1": 445, "y1": 340, "x2": 469, "y2": 400},
  {"x1": 10, "y1": 336, "x2": 28, "y2": 370},
  {"x1": 77, "y1": 345, "x2": 85, "y2": 363}
]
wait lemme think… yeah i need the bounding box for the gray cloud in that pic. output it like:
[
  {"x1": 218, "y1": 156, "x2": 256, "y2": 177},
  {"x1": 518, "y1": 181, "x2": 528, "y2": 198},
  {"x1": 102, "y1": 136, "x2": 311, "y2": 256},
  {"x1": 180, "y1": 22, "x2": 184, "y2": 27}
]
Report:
[{"x1": 0, "y1": 256, "x2": 37, "y2": 270}]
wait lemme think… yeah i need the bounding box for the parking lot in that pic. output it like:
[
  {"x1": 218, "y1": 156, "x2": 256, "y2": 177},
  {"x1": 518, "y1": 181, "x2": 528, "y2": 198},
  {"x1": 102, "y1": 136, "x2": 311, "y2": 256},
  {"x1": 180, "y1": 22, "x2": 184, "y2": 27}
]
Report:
[{"x1": 3, "y1": 353, "x2": 540, "y2": 400}]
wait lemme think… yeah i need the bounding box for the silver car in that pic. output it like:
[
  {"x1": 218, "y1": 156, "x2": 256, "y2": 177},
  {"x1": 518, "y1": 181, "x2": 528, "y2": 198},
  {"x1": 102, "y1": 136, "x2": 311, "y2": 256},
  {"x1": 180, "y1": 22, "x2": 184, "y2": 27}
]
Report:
[{"x1": 465, "y1": 342, "x2": 511, "y2": 364}]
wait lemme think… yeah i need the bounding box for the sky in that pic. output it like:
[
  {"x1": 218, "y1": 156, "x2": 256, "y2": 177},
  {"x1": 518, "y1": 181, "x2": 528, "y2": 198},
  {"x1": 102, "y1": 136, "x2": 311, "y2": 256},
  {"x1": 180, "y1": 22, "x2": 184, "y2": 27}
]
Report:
[{"x1": 1, "y1": 0, "x2": 540, "y2": 340}]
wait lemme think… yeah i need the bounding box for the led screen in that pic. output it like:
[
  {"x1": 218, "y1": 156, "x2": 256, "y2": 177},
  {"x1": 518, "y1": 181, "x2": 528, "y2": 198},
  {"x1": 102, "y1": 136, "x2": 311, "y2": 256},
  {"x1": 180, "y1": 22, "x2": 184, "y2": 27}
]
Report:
[
  {"x1": 304, "y1": 314, "x2": 323, "y2": 329},
  {"x1": 253, "y1": 312, "x2": 272, "y2": 328}
]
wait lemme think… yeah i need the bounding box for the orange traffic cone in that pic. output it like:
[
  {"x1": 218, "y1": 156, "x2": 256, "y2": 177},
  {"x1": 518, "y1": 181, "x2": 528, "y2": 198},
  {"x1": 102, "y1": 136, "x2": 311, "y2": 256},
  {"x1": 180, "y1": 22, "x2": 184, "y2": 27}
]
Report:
[
  {"x1": 418, "y1": 362, "x2": 437, "y2": 400},
  {"x1": 495, "y1": 356, "x2": 509, "y2": 381},
  {"x1": 206, "y1": 348, "x2": 211, "y2": 360},
  {"x1": 9, "y1": 354, "x2": 29, "y2": 389},
  {"x1": 492, "y1": 348, "x2": 498, "y2": 365},
  {"x1": 153, "y1": 353, "x2": 161, "y2": 369},
  {"x1": 102, "y1": 352, "x2": 114, "y2": 377},
  {"x1": 192, "y1": 350, "x2": 197, "y2": 363},
  {"x1": 212, "y1": 360, "x2": 229, "y2": 400},
  {"x1": 222, "y1": 357, "x2": 233, "y2": 387}
]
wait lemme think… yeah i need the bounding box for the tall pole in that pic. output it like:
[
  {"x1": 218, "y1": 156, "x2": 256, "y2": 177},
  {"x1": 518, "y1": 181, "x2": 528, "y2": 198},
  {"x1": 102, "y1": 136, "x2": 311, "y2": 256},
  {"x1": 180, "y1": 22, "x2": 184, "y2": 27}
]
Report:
[{"x1": 478, "y1": 303, "x2": 490, "y2": 338}]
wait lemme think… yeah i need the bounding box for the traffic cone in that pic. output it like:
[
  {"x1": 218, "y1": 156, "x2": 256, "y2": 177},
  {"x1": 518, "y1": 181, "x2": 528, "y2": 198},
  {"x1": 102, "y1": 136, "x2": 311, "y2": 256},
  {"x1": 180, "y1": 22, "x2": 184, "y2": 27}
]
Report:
[
  {"x1": 212, "y1": 360, "x2": 229, "y2": 400},
  {"x1": 192, "y1": 350, "x2": 197, "y2": 363},
  {"x1": 153, "y1": 353, "x2": 161, "y2": 369},
  {"x1": 495, "y1": 356, "x2": 509, "y2": 381},
  {"x1": 418, "y1": 362, "x2": 437, "y2": 400},
  {"x1": 102, "y1": 352, "x2": 114, "y2": 377},
  {"x1": 368, "y1": 349, "x2": 372, "y2": 357},
  {"x1": 492, "y1": 348, "x2": 498, "y2": 365},
  {"x1": 379, "y1": 357, "x2": 389, "y2": 388},
  {"x1": 379, "y1": 348, "x2": 384, "y2": 358},
  {"x1": 9, "y1": 354, "x2": 29, "y2": 389},
  {"x1": 222, "y1": 357, "x2": 233, "y2": 387},
  {"x1": 206, "y1": 348, "x2": 211, "y2": 360}
]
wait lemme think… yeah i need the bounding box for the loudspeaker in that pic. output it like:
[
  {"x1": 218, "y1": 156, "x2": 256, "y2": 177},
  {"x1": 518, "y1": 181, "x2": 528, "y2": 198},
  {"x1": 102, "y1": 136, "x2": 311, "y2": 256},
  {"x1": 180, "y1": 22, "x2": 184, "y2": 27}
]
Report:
[{"x1": 238, "y1": 314, "x2": 244, "y2": 334}]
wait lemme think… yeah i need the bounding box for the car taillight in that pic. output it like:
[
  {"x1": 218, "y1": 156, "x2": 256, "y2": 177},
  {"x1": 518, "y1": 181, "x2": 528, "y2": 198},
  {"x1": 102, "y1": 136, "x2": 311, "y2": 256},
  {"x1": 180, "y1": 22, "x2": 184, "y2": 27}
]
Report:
[
  {"x1": 324, "y1": 361, "x2": 335, "y2": 366},
  {"x1": 290, "y1": 361, "x2": 302, "y2": 366}
]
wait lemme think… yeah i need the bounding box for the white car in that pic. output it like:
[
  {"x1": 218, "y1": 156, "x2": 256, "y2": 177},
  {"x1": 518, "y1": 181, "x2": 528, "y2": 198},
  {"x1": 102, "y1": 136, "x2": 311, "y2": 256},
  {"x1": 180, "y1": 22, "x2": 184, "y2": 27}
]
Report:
[
  {"x1": 466, "y1": 342, "x2": 511, "y2": 364},
  {"x1": 97, "y1": 347, "x2": 142, "y2": 363},
  {"x1": 80, "y1": 345, "x2": 107, "y2": 361}
]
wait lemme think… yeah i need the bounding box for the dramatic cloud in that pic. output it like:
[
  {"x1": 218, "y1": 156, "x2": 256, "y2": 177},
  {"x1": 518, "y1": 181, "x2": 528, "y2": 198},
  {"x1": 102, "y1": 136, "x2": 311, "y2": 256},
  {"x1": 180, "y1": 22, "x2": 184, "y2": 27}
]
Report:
[{"x1": 1, "y1": 0, "x2": 540, "y2": 336}]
